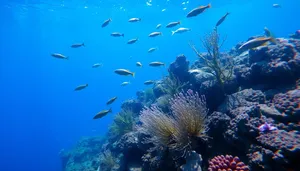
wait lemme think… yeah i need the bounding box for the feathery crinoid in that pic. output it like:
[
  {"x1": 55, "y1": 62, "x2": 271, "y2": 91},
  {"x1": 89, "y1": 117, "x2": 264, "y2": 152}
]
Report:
[{"x1": 170, "y1": 89, "x2": 208, "y2": 153}]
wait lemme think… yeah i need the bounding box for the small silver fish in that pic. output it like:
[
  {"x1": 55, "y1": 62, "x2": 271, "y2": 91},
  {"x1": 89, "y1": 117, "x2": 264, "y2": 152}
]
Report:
[
  {"x1": 136, "y1": 62, "x2": 142, "y2": 67},
  {"x1": 128, "y1": 18, "x2": 141, "y2": 22},
  {"x1": 144, "y1": 80, "x2": 155, "y2": 85},
  {"x1": 74, "y1": 84, "x2": 88, "y2": 91},
  {"x1": 71, "y1": 43, "x2": 85, "y2": 48},
  {"x1": 166, "y1": 21, "x2": 180, "y2": 28},
  {"x1": 102, "y1": 18, "x2": 112, "y2": 28},
  {"x1": 149, "y1": 61, "x2": 165, "y2": 67},
  {"x1": 92, "y1": 63, "x2": 102, "y2": 68},
  {"x1": 156, "y1": 24, "x2": 162, "y2": 29},
  {"x1": 111, "y1": 32, "x2": 124, "y2": 37},
  {"x1": 272, "y1": 4, "x2": 281, "y2": 8},
  {"x1": 114, "y1": 69, "x2": 135, "y2": 77},
  {"x1": 121, "y1": 82, "x2": 130, "y2": 86},
  {"x1": 148, "y1": 47, "x2": 157, "y2": 53},
  {"x1": 106, "y1": 96, "x2": 117, "y2": 105},
  {"x1": 149, "y1": 32, "x2": 162, "y2": 37},
  {"x1": 216, "y1": 12, "x2": 229, "y2": 27},
  {"x1": 127, "y1": 38, "x2": 139, "y2": 44},
  {"x1": 51, "y1": 53, "x2": 68, "y2": 60},
  {"x1": 171, "y1": 27, "x2": 191, "y2": 35},
  {"x1": 186, "y1": 4, "x2": 211, "y2": 18},
  {"x1": 93, "y1": 108, "x2": 112, "y2": 119}
]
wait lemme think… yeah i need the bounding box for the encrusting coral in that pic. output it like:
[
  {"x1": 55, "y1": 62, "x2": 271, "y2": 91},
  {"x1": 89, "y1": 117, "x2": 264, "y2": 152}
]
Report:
[{"x1": 208, "y1": 155, "x2": 249, "y2": 171}]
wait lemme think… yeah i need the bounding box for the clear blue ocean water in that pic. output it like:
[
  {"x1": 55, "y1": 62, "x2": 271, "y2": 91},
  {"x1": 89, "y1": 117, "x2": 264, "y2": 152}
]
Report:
[{"x1": 0, "y1": 0, "x2": 299, "y2": 170}]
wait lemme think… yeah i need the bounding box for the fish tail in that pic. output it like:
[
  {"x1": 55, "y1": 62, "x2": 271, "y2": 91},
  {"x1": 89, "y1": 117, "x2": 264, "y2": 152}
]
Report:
[
  {"x1": 161, "y1": 32, "x2": 163, "y2": 36},
  {"x1": 86, "y1": 84, "x2": 88, "y2": 87},
  {"x1": 132, "y1": 72, "x2": 135, "y2": 77},
  {"x1": 171, "y1": 31, "x2": 175, "y2": 35},
  {"x1": 82, "y1": 43, "x2": 85, "y2": 46},
  {"x1": 109, "y1": 107, "x2": 112, "y2": 113},
  {"x1": 122, "y1": 34, "x2": 124, "y2": 37},
  {"x1": 207, "y1": 3, "x2": 211, "y2": 8},
  {"x1": 178, "y1": 21, "x2": 181, "y2": 24},
  {"x1": 269, "y1": 37, "x2": 277, "y2": 44}
]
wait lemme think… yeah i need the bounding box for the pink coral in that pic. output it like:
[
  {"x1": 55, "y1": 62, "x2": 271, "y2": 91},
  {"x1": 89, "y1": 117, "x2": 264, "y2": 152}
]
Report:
[{"x1": 208, "y1": 155, "x2": 249, "y2": 171}]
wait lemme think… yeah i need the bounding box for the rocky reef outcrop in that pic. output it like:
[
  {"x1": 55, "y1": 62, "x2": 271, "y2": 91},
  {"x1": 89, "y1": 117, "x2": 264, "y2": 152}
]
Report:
[
  {"x1": 61, "y1": 31, "x2": 300, "y2": 171},
  {"x1": 60, "y1": 137, "x2": 105, "y2": 171}
]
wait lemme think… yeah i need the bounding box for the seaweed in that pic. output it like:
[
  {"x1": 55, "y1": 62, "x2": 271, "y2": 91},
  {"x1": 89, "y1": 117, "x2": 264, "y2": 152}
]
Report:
[
  {"x1": 189, "y1": 29, "x2": 234, "y2": 94},
  {"x1": 107, "y1": 109, "x2": 134, "y2": 142},
  {"x1": 161, "y1": 73, "x2": 189, "y2": 97}
]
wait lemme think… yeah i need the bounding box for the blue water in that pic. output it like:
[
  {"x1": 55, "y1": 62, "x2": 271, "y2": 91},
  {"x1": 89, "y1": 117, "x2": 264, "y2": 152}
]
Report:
[{"x1": 0, "y1": 0, "x2": 299, "y2": 170}]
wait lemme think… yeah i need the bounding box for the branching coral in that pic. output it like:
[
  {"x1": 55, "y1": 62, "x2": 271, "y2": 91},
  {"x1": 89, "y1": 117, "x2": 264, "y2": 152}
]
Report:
[
  {"x1": 139, "y1": 90, "x2": 208, "y2": 157},
  {"x1": 189, "y1": 29, "x2": 234, "y2": 93}
]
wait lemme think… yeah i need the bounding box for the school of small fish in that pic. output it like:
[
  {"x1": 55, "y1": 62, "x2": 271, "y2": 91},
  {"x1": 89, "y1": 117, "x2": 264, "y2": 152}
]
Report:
[{"x1": 51, "y1": 2, "x2": 281, "y2": 120}]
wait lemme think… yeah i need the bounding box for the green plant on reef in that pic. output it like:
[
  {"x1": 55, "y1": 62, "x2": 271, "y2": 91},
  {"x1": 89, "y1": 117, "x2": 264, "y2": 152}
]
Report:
[
  {"x1": 189, "y1": 29, "x2": 234, "y2": 93},
  {"x1": 108, "y1": 109, "x2": 134, "y2": 141},
  {"x1": 162, "y1": 73, "x2": 189, "y2": 97},
  {"x1": 99, "y1": 150, "x2": 119, "y2": 171},
  {"x1": 143, "y1": 88, "x2": 156, "y2": 106}
]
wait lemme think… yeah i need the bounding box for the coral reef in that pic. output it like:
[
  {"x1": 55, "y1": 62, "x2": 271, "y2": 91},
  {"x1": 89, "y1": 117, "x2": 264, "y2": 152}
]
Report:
[
  {"x1": 60, "y1": 137, "x2": 105, "y2": 171},
  {"x1": 62, "y1": 30, "x2": 300, "y2": 171},
  {"x1": 208, "y1": 155, "x2": 249, "y2": 171},
  {"x1": 235, "y1": 38, "x2": 300, "y2": 87},
  {"x1": 168, "y1": 54, "x2": 190, "y2": 83},
  {"x1": 99, "y1": 150, "x2": 120, "y2": 171}
]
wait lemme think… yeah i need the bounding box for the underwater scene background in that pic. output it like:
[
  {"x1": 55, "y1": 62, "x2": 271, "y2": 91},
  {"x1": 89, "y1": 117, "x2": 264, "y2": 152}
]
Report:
[{"x1": 0, "y1": 0, "x2": 300, "y2": 171}]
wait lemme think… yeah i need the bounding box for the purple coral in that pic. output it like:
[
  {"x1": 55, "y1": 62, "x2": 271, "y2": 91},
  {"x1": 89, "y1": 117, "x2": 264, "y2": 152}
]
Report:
[
  {"x1": 208, "y1": 155, "x2": 249, "y2": 171},
  {"x1": 258, "y1": 122, "x2": 278, "y2": 132}
]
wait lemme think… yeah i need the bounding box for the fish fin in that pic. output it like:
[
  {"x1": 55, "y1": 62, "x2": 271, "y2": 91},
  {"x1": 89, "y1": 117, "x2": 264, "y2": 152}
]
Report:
[
  {"x1": 171, "y1": 31, "x2": 175, "y2": 35},
  {"x1": 132, "y1": 72, "x2": 135, "y2": 77},
  {"x1": 205, "y1": 3, "x2": 211, "y2": 8}
]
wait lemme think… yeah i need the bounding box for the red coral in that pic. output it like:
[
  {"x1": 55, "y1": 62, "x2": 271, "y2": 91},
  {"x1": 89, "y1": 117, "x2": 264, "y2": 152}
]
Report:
[{"x1": 208, "y1": 155, "x2": 249, "y2": 171}]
